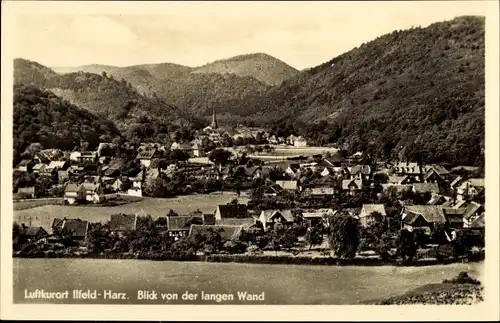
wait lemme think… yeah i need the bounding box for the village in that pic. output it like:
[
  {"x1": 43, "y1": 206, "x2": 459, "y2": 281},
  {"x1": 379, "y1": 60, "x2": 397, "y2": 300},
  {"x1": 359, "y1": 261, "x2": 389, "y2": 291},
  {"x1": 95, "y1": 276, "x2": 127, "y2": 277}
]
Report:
[{"x1": 12, "y1": 110, "x2": 485, "y2": 263}]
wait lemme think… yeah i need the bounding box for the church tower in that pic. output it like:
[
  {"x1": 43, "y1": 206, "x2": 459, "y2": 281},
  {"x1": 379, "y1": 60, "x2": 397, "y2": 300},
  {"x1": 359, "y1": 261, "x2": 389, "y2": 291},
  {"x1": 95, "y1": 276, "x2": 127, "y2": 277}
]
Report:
[{"x1": 210, "y1": 107, "x2": 218, "y2": 129}]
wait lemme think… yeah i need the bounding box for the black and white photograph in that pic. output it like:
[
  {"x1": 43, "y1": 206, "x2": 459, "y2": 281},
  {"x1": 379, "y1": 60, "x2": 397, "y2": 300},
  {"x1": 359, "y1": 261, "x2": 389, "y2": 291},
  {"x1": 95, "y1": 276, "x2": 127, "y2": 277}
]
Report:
[{"x1": 1, "y1": 0, "x2": 499, "y2": 320}]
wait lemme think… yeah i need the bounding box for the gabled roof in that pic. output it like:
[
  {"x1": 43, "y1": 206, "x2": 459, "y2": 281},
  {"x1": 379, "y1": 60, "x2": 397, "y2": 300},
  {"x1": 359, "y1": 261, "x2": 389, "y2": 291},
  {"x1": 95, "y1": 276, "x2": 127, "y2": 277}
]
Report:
[
  {"x1": 342, "y1": 179, "x2": 362, "y2": 190},
  {"x1": 470, "y1": 213, "x2": 485, "y2": 228},
  {"x1": 167, "y1": 215, "x2": 203, "y2": 231},
  {"x1": 388, "y1": 175, "x2": 409, "y2": 184},
  {"x1": 48, "y1": 161, "x2": 67, "y2": 170},
  {"x1": 136, "y1": 149, "x2": 157, "y2": 159},
  {"x1": 61, "y1": 219, "x2": 89, "y2": 238},
  {"x1": 412, "y1": 183, "x2": 440, "y2": 194},
  {"x1": 33, "y1": 163, "x2": 46, "y2": 171},
  {"x1": 453, "y1": 200, "x2": 468, "y2": 209},
  {"x1": 23, "y1": 226, "x2": 48, "y2": 237},
  {"x1": 402, "y1": 205, "x2": 447, "y2": 224},
  {"x1": 216, "y1": 218, "x2": 255, "y2": 228},
  {"x1": 463, "y1": 202, "x2": 483, "y2": 220},
  {"x1": 394, "y1": 162, "x2": 422, "y2": 175},
  {"x1": 64, "y1": 183, "x2": 81, "y2": 193},
  {"x1": 450, "y1": 176, "x2": 463, "y2": 188},
  {"x1": 216, "y1": 204, "x2": 249, "y2": 219},
  {"x1": 427, "y1": 194, "x2": 448, "y2": 205},
  {"x1": 188, "y1": 224, "x2": 243, "y2": 241},
  {"x1": 260, "y1": 210, "x2": 294, "y2": 223},
  {"x1": 275, "y1": 180, "x2": 298, "y2": 190},
  {"x1": 360, "y1": 204, "x2": 387, "y2": 217},
  {"x1": 109, "y1": 214, "x2": 137, "y2": 231},
  {"x1": 425, "y1": 164, "x2": 450, "y2": 176},
  {"x1": 468, "y1": 178, "x2": 485, "y2": 188},
  {"x1": 81, "y1": 182, "x2": 102, "y2": 193},
  {"x1": 17, "y1": 159, "x2": 33, "y2": 167}
]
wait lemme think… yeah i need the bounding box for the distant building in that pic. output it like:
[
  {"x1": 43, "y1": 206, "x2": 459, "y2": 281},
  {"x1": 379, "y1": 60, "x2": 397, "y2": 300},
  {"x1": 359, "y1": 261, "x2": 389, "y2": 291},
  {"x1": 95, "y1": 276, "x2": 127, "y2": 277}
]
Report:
[
  {"x1": 188, "y1": 224, "x2": 243, "y2": 242},
  {"x1": 53, "y1": 218, "x2": 89, "y2": 240},
  {"x1": 457, "y1": 178, "x2": 484, "y2": 201},
  {"x1": 136, "y1": 149, "x2": 158, "y2": 168},
  {"x1": 293, "y1": 136, "x2": 307, "y2": 147},
  {"x1": 22, "y1": 226, "x2": 49, "y2": 241},
  {"x1": 412, "y1": 183, "x2": 440, "y2": 194},
  {"x1": 64, "y1": 183, "x2": 85, "y2": 204},
  {"x1": 400, "y1": 205, "x2": 447, "y2": 234},
  {"x1": 258, "y1": 210, "x2": 294, "y2": 231},
  {"x1": 214, "y1": 204, "x2": 249, "y2": 221},
  {"x1": 342, "y1": 179, "x2": 363, "y2": 195},
  {"x1": 17, "y1": 186, "x2": 36, "y2": 199},
  {"x1": 17, "y1": 159, "x2": 35, "y2": 172},
  {"x1": 275, "y1": 180, "x2": 299, "y2": 191},
  {"x1": 109, "y1": 214, "x2": 138, "y2": 232},
  {"x1": 358, "y1": 204, "x2": 387, "y2": 227}
]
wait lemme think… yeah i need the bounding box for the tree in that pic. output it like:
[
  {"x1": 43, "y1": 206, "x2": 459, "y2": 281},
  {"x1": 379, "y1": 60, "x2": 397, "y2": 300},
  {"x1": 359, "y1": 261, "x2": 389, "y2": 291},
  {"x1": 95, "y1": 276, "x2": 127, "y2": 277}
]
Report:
[
  {"x1": 208, "y1": 148, "x2": 232, "y2": 166},
  {"x1": 169, "y1": 149, "x2": 189, "y2": 164},
  {"x1": 167, "y1": 209, "x2": 179, "y2": 217},
  {"x1": 396, "y1": 229, "x2": 418, "y2": 262},
  {"x1": 305, "y1": 224, "x2": 324, "y2": 250},
  {"x1": 328, "y1": 213, "x2": 360, "y2": 259},
  {"x1": 268, "y1": 224, "x2": 297, "y2": 255}
]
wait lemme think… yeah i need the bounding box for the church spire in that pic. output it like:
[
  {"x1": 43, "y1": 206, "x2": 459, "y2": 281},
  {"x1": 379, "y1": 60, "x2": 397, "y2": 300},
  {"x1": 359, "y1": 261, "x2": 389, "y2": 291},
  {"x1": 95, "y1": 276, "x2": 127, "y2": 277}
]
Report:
[{"x1": 211, "y1": 107, "x2": 218, "y2": 129}]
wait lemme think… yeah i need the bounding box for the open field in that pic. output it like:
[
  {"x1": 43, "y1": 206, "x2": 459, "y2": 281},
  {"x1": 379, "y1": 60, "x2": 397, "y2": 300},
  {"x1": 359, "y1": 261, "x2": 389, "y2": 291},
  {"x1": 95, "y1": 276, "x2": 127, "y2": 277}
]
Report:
[
  {"x1": 14, "y1": 192, "x2": 248, "y2": 230},
  {"x1": 13, "y1": 258, "x2": 483, "y2": 304}
]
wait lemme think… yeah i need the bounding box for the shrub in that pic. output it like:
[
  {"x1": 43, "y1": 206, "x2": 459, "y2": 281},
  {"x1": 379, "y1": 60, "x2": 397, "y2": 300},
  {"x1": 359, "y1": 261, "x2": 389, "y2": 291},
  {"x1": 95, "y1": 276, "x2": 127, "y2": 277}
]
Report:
[
  {"x1": 247, "y1": 245, "x2": 263, "y2": 256},
  {"x1": 442, "y1": 272, "x2": 481, "y2": 285}
]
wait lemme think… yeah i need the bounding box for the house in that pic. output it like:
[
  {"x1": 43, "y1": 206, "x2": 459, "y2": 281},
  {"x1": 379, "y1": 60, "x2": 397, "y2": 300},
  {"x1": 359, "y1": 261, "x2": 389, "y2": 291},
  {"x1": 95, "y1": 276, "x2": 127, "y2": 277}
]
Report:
[
  {"x1": 214, "y1": 204, "x2": 249, "y2": 220},
  {"x1": 171, "y1": 142, "x2": 194, "y2": 155},
  {"x1": 457, "y1": 178, "x2": 485, "y2": 201},
  {"x1": 109, "y1": 213, "x2": 138, "y2": 232},
  {"x1": 463, "y1": 202, "x2": 485, "y2": 228},
  {"x1": 70, "y1": 151, "x2": 81, "y2": 162},
  {"x1": 32, "y1": 163, "x2": 46, "y2": 173},
  {"x1": 78, "y1": 151, "x2": 98, "y2": 163},
  {"x1": 58, "y1": 219, "x2": 89, "y2": 240},
  {"x1": 401, "y1": 205, "x2": 447, "y2": 233},
  {"x1": 17, "y1": 159, "x2": 35, "y2": 172},
  {"x1": 358, "y1": 204, "x2": 387, "y2": 227},
  {"x1": 303, "y1": 187, "x2": 335, "y2": 197},
  {"x1": 387, "y1": 175, "x2": 412, "y2": 185},
  {"x1": 136, "y1": 149, "x2": 158, "y2": 168},
  {"x1": 393, "y1": 162, "x2": 424, "y2": 181},
  {"x1": 348, "y1": 165, "x2": 371, "y2": 180},
  {"x1": 442, "y1": 208, "x2": 467, "y2": 229},
  {"x1": 34, "y1": 149, "x2": 64, "y2": 163},
  {"x1": 469, "y1": 213, "x2": 485, "y2": 229},
  {"x1": 127, "y1": 187, "x2": 142, "y2": 197},
  {"x1": 450, "y1": 176, "x2": 464, "y2": 190},
  {"x1": 258, "y1": 210, "x2": 294, "y2": 231},
  {"x1": 64, "y1": 183, "x2": 85, "y2": 204},
  {"x1": 342, "y1": 179, "x2": 363, "y2": 195},
  {"x1": 284, "y1": 164, "x2": 301, "y2": 178},
  {"x1": 190, "y1": 141, "x2": 205, "y2": 157},
  {"x1": 215, "y1": 217, "x2": 256, "y2": 228},
  {"x1": 424, "y1": 164, "x2": 450, "y2": 183},
  {"x1": 381, "y1": 183, "x2": 412, "y2": 193},
  {"x1": 188, "y1": 224, "x2": 244, "y2": 242},
  {"x1": 268, "y1": 135, "x2": 279, "y2": 145},
  {"x1": 275, "y1": 180, "x2": 298, "y2": 192},
  {"x1": 17, "y1": 186, "x2": 36, "y2": 199},
  {"x1": 48, "y1": 160, "x2": 68, "y2": 171},
  {"x1": 167, "y1": 215, "x2": 203, "y2": 239},
  {"x1": 427, "y1": 193, "x2": 451, "y2": 206},
  {"x1": 294, "y1": 136, "x2": 308, "y2": 147},
  {"x1": 412, "y1": 183, "x2": 440, "y2": 194},
  {"x1": 22, "y1": 226, "x2": 49, "y2": 241},
  {"x1": 263, "y1": 185, "x2": 282, "y2": 197},
  {"x1": 81, "y1": 182, "x2": 105, "y2": 204},
  {"x1": 302, "y1": 209, "x2": 334, "y2": 226}
]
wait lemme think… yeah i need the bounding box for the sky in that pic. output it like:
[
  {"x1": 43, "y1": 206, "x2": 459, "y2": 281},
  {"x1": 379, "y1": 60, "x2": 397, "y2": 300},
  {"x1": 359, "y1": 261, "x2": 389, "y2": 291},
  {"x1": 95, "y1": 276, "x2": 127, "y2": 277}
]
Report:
[{"x1": 9, "y1": 1, "x2": 490, "y2": 70}]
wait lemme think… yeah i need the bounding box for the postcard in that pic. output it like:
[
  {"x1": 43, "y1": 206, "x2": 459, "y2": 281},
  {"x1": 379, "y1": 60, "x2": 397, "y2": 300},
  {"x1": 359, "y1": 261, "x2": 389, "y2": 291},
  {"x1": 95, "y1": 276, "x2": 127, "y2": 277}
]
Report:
[{"x1": 1, "y1": 0, "x2": 499, "y2": 321}]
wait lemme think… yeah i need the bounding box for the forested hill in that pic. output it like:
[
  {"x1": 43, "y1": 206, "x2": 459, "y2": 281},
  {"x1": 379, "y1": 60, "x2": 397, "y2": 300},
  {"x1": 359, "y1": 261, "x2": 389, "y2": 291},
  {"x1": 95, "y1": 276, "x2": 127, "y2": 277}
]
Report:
[
  {"x1": 13, "y1": 59, "x2": 204, "y2": 134},
  {"x1": 191, "y1": 53, "x2": 299, "y2": 86},
  {"x1": 238, "y1": 16, "x2": 485, "y2": 166},
  {"x1": 13, "y1": 84, "x2": 122, "y2": 164}
]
